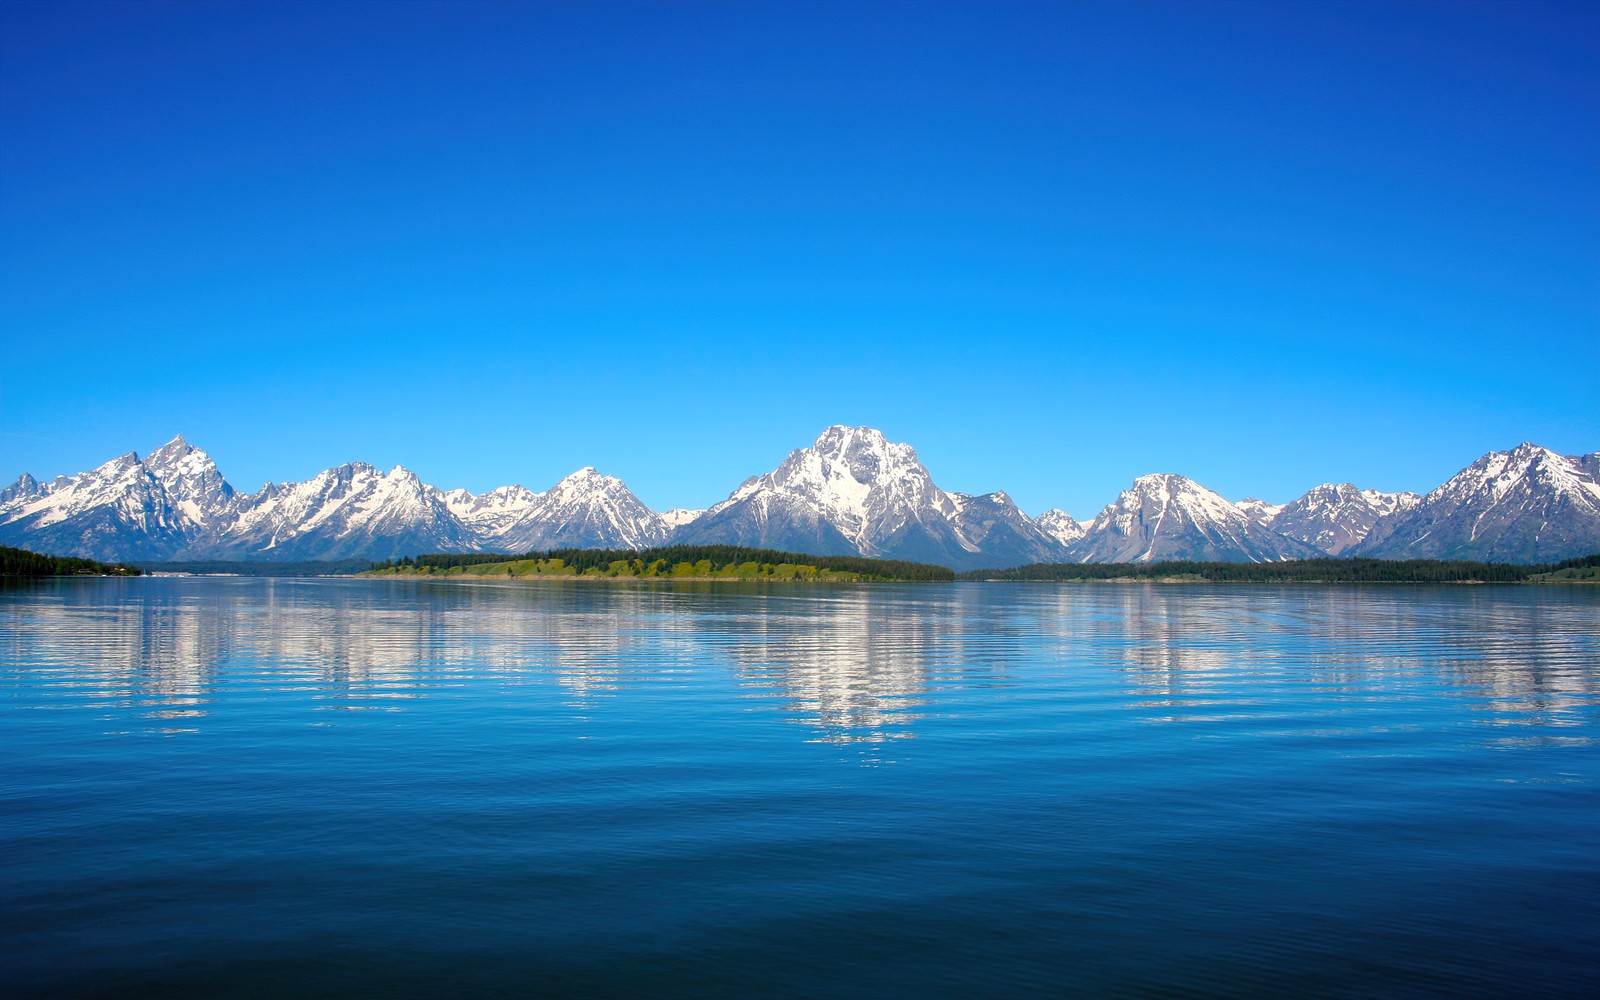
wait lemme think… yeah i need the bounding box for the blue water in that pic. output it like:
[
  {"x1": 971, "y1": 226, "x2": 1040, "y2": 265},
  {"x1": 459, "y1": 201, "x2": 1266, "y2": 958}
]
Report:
[{"x1": 3, "y1": 577, "x2": 1597, "y2": 997}]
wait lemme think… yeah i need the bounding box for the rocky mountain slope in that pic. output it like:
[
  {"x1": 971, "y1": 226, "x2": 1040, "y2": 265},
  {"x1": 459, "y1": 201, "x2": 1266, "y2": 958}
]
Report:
[
  {"x1": 1068, "y1": 474, "x2": 1322, "y2": 563},
  {"x1": 206, "y1": 462, "x2": 475, "y2": 562},
  {"x1": 0, "y1": 437, "x2": 668, "y2": 563},
  {"x1": 1034, "y1": 509, "x2": 1087, "y2": 547},
  {"x1": 1266, "y1": 484, "x2": 1420, "y2": 556},
  {"x1": 482, "y1": 468, "x2": 671, "y2": 552},
  {"x1": 0, "y1": 438, "x2": 230, "y2": 561},
  {"x1": 1353, "y1": 444, "x2": 1600, "y2": 562},
  {"x1": 673, "y1": 426, "x2": 1071, "y2": 570}
]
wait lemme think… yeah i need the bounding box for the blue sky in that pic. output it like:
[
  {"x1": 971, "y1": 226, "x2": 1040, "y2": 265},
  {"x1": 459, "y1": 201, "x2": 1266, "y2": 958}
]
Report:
[{"x1": 2, "y1": 0, "x2": 1595, "y2": 517}]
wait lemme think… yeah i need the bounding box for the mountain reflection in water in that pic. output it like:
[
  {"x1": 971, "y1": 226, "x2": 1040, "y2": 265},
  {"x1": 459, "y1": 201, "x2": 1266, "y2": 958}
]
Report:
[
  {"x1": 3, "y1": 576, "x2": 1598, "y2": 998},
  {"x1": 3, "y1": 577, "x2": 1594, "y2": 750}
]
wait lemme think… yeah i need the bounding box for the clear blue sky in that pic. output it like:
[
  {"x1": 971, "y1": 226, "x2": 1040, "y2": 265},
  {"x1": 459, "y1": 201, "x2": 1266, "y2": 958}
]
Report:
[{"x1": 2, "y1": 0, "x2": 1595, "y2": 517}]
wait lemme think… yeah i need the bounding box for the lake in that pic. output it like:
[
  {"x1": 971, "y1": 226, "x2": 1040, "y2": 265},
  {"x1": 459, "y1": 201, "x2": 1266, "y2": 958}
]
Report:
[{"x1": 2, "y1": 577, "x2": 1597, "y2": 997}]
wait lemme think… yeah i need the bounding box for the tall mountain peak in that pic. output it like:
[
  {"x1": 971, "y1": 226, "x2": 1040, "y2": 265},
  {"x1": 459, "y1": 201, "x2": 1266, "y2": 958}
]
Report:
[
  {"x1": 677, "y1": 425, "x2": 1068, "y2": 569},
  {"x1": 1035, "y1": 508, "x2": 1087, "y2": 546},
  {"x1": 1267, "y1": 483, "x2": 1419, "y2": 556},
  {"x1": 489, "y1": 467, "x2": 669, "y2": 551},
  {"x1": 1356, "y1": 443, "x2": 1600, "y2": 562},
  {"x1": 1070, "y1": 473, "x2": 1320, "y2": 564},
  {"x1": 146, "y1": 434, "x2": 192, "y2": 462}
]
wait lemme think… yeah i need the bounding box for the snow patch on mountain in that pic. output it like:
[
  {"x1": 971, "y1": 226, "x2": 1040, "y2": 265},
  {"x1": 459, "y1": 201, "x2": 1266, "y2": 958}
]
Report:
[{"x1": 490, "y1": 468, "x2": 671, "y2": 551}]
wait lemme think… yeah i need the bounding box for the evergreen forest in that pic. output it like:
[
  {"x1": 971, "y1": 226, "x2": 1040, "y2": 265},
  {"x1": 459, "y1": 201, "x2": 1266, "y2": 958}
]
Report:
[
  {"x1": 960, "y1": 554, "x2": 1600, "y2": 584},
  {"x1": 366, "y1": 545, "x2": 957, "y2": 582},
  {"x1": 0, "y1": 545, "x2": 142, "y2": 577}
]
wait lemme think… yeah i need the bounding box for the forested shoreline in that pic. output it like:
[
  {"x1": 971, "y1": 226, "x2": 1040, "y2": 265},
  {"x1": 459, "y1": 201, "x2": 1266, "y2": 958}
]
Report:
[
  {"x1": 5, "y1": 543, "x2": 1596, "y2": 584},
  {"x1": 0, "y1": 545, "x2": 141, "y2": 577},
  {"x1": 959, "y1": 554, "x2": 1600, "y2": 584},
  {"x1": 366, "y1": 545, "x2": 957, "y2": 582}
]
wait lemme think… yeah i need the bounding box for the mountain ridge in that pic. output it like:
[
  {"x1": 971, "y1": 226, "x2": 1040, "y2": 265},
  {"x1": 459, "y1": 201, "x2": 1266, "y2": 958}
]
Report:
[{"x1": 2, "y1": 431, "x2": 1594, "y2": 567}]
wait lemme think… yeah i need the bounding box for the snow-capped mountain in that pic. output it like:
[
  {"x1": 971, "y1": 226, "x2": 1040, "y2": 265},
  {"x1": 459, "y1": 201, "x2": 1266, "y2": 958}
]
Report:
[
  {"x1": 948, "y1": 491, "x2": 1073, "y2": 569},
  {"x1": 1234, "y1": 498, "x2": 1284, "y2": 525},
  {"x1": 673, "y1": 426, "x2": 1071, "y2": 570},
  {"x1": 209, "y1": 462, "x2": 476, "y2": 561},
  {"x1": 1068, "y1": 474, "x2": 1322, "y2": 563},
  {"x1": 492, "y1": 468, "x2": 671, "y2": 551},
  {"x1": 659, "y1": 508, "x2": 705, "y2": 529},
  {"x1": 0, "y1": 438, "x2": 666, "y2": 562},
  {"x1": 0, "y1": 438, "x2": 234, "y2": 560},
  {"x1": 0, "y1": 472, "x2": 43, "y2": 506},
  {"x1": 5, "y1": 432, "x2": 1596, "y2": 566},
  {"x1": 1033, "y1": 508, "x2": 1087, "y2": 547},
  {"x1": 1269, "y1": 484, "x2": 1420, "y2": 556},
  {"x1": 443, "y1": 470, "x2": 670, "y2": 551},
  {"x1": 1354, "y1": 444, "x2": 1600, "y2": 562},
  {"x1": 144, "y1": 435, "x2": 237, "y2": 529},
  {"x1": 442, "y1": 484, "x2": 542, "y2": 543}
]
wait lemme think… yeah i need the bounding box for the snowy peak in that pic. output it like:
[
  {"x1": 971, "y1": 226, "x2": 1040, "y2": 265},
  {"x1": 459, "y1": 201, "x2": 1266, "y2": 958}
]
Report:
[
  {"x1": 660, "y1": 508, "x2": 705, "y2": 528},
  {"x1": 1442, "y1": 443, "x2": 1597, "y2": 508},
  {"x1": 945, "y1": 491, "x2": 1070, "y2": 568},
  {"x1": 444, "y1": 484, "x2": 542, "y2": 522},
  {"x1": 1356, "y1": 443, "x2": 1600, "y2": 562},
  {"x1": 678, "y1": 425, "x2": 1068, "y2": 569},
  {"x1": 1234, "y1": 497, "x2": 1284, "y2": 525},
  {"x1": 759, "y1": 425, "x2": 948, "y2": 545},
  {"x1": 221, "y1": 460, "x2": 473, "y2": 560},
  {"x1": 143, "y1": 434, "x2": 192, "y2": 469},
  {"x1": 1070, "y1": 473, "x2": 1320, "y2": 563},
  {"x1": 1268, "y1": 483, "x2": 1419, "y2": 556},
  {"x1": 1, "y1": 473, "x2": 42, "y2": 505},
  {"x1": 1034, "y1": 508, "x2": 1086, "y2": 546},
  {"x1": 547, "y1": 466, "x2": 620, "y2": 499},
  {"x1": 142, "y1": 434, "x2": 235, "y2": 525},
  {"x1": 0, "y1": 440, "x2": 222, "y2": 560},
  {"x1": 490, "y1": 467, "x2": 670, "y2": 551}
]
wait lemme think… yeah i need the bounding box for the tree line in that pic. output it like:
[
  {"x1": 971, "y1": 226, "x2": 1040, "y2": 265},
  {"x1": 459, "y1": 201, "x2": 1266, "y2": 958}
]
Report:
[
  {"x1": 959, "y1": 554, "x2": 1600, "y2": 583},
  {"x1": 369, "y1": 545, "x2": 957, "y2": 582},
  {"x1": 0, "y1": 545, "x2": 142, "y2": 577}
]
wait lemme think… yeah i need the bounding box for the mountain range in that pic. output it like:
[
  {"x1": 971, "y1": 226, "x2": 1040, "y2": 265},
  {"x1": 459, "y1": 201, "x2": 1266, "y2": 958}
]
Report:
[{"x1": 2, "y1": 428, "x2": 1596, "y2": 568}]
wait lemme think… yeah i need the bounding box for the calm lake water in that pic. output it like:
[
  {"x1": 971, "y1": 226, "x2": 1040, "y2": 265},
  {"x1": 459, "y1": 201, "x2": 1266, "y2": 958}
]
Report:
[{"x1": 3, "y1": 577, "x2": 1597, "y2": 998}]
